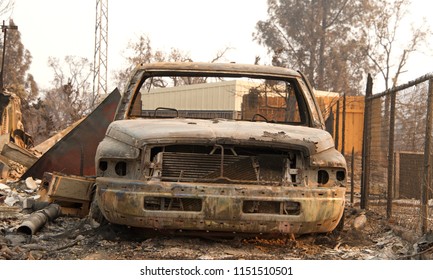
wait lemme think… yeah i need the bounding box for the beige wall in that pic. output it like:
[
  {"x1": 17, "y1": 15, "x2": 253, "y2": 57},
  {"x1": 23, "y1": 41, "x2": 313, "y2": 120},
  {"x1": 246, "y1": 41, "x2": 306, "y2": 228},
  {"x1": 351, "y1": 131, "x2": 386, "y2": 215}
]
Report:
[{"x1": 316, "y1": 94, "x2": 365, "y2": 155}]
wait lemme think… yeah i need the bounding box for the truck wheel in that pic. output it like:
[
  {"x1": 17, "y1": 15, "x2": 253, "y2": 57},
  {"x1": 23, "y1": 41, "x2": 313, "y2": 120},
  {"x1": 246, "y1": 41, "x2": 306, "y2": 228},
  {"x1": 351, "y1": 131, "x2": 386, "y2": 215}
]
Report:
[
  {"x1": 88, "y1": 193, "x2": 108, "y2": 228},
  {"x1": 332, "y1": 209, "x2": 345, "y2": 235}
]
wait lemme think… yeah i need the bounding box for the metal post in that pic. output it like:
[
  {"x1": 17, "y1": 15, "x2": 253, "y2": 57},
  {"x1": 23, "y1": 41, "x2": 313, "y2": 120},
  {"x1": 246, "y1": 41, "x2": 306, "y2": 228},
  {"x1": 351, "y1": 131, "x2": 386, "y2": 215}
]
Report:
[
  {"x1": 386, "y1": 90, "x2": 396, "y2": 220},
  {"x1": 394, "y1": 152, "x2": 400, "y2": 199},
  {"x1": 421, "y1": 79, "x2": 433, "y2": 234},
  {"x1": 361, "y1": 74, "x2": 373, "y2": 209},
  {"x1": 335, "y1": 100, "x2": 340, "y2": 150},
  {"x1": 351, "y1": 147, "x2": 355, "y2": 204},
  {"x1": 326, "y1": 107, "x2": 334, "y2": 135},
  {"x1": 342, "y1": 92, "x2": 346, "y2": 155}
]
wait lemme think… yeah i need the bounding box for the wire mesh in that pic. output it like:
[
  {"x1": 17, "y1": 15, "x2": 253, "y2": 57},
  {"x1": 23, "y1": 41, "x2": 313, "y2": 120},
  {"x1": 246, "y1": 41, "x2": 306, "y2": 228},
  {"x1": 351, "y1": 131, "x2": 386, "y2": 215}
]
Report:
[{"x1": 365, "y1": 77, "x2": 433, "y2": 234}]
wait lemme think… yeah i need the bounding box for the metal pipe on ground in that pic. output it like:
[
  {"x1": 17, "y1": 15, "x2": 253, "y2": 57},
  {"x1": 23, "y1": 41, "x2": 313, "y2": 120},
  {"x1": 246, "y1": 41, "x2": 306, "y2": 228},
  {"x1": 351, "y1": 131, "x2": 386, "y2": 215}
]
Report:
[{"x1": 17, "y1": 204, "x2": 61, "y2": 235}]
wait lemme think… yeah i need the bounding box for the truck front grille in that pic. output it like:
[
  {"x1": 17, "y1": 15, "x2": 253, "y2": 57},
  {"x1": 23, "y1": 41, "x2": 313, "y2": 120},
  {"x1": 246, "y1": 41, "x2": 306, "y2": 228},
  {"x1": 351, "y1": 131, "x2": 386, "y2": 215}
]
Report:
[{"x1": 160, "y1": 152, "x2": 285, "y2": 184}]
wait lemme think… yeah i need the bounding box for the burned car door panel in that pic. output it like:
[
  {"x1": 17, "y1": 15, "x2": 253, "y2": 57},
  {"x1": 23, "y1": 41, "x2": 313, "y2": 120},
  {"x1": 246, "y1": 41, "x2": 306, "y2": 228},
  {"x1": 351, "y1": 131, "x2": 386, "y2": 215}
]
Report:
[{"x1": 95, "y1": 62, "x2": 346, "y2": 235}]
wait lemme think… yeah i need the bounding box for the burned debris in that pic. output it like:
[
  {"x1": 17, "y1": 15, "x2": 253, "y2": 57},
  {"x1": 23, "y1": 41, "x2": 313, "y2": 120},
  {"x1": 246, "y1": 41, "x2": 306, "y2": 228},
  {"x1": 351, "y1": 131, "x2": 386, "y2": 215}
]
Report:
[
  {"x1": 0, "y1": 89, "x2": 119, "y2": 241},
  {"x1": 17, "y1": 204, "x2": 61, "y2": 235}
]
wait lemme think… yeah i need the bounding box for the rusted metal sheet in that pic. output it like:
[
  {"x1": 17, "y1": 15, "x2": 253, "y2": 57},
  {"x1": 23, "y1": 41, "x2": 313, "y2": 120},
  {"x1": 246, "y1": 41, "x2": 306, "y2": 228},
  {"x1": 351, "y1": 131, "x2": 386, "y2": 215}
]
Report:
[
  {"x1": 21, "y1": 88, "x2": 120, "y2": 180},
  {"x1": 33, "y1": 118, "x2": 83, "y2": 154}
]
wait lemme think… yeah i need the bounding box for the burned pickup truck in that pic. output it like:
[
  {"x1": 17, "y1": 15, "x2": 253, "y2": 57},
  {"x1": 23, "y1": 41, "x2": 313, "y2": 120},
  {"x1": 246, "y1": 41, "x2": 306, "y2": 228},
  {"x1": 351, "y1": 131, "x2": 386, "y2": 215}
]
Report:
[{"x1": 92, "y1": 62, "x2": 346, "y2": 235}]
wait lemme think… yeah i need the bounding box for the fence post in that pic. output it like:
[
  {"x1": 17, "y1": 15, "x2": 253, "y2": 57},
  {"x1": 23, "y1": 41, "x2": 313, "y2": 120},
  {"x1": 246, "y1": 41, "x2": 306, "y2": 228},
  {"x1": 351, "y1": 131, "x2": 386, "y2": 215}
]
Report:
[
  {"x1": 351, "y1": 147, "x2": 355, "y2": 204},
  {"x1": 387, "y1": 90, "x2": 396, "y2": 220},
  {"x1": 342, "y1": 92, "x2": 346, "y2": 155},
  {"x1": 361, "y1": 74, "x2": 373, "y2": 210},
  {"x1": 421, "y1": 79, "x2": 433, "y2": 234},
  {"x1": 335, "y1": 100, "x2": 340, "y2": 150}
]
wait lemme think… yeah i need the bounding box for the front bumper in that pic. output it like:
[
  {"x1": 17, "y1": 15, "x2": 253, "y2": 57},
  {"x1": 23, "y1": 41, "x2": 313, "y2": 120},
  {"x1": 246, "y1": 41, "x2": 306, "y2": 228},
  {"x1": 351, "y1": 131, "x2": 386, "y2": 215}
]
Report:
[{"x1": 95, "y1": 177, "x2": 345, "y2": 235}]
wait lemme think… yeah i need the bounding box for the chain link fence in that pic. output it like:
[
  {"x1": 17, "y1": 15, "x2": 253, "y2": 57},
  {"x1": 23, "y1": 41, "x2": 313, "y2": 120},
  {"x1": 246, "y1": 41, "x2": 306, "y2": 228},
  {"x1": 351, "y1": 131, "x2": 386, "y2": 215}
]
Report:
[{"x1": 362, "y1": 74, "x2": 433, "y2": 235}]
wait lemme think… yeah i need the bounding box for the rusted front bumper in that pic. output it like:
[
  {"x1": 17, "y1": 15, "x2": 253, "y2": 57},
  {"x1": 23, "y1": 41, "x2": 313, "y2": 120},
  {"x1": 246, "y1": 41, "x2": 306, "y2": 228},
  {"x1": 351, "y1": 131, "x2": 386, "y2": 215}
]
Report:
[{"x1": 95, "y1": 177, "x2": 345, "y2": 235}]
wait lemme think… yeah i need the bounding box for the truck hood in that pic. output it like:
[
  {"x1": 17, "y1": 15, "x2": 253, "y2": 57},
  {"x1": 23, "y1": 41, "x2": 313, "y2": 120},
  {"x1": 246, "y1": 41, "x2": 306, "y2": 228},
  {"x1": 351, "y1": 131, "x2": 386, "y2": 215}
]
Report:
[{"x1": 105, "y1": 118, "x2": 335, "y2": 155}]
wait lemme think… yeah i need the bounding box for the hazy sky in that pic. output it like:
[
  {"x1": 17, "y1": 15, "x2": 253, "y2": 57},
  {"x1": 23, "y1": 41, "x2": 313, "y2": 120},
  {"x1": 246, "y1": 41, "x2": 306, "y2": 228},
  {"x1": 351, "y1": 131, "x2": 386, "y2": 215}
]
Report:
[
  {"x1": 9, "y1": 0, "x2": 269, "y2": 90},
  {"x1": 5, "y1": 0, "x2": 433, "y2": 92}
]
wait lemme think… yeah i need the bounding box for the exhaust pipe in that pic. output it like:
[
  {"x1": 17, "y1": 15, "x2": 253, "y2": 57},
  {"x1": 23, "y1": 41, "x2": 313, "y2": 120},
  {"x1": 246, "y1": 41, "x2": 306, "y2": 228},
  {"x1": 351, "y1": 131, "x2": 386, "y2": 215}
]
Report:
[{"x1": 17, "y1": 204, "x2": 61, "y2": 235}]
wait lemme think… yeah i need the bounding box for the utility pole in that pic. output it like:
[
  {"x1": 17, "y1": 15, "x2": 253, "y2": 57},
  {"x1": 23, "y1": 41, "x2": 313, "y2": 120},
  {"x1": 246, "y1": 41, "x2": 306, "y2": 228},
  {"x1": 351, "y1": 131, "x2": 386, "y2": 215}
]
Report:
[
  {"x1": 0, "y1": 20, "x2": 17, "y2": 91},
  {"x1": 0, "y1": 20, "x2": 17, "y2": 116},
  {"x1": 93, "y1": 0, "x2": 108, "y2": 102}
]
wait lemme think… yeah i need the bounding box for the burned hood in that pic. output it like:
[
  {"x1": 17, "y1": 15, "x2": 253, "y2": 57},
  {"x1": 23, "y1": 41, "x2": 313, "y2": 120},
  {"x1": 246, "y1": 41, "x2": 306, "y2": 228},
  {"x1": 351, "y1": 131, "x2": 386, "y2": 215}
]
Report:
[{"x1": 105, "y1": 118, "x2": 335, "y2": 155}]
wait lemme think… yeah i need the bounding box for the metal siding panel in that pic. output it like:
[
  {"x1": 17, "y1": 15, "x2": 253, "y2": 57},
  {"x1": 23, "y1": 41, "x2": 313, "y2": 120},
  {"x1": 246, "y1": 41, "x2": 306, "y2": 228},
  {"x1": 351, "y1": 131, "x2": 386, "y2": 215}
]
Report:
[{"x1": 141, "y1": 80, "x2": 263, "y2": 112}]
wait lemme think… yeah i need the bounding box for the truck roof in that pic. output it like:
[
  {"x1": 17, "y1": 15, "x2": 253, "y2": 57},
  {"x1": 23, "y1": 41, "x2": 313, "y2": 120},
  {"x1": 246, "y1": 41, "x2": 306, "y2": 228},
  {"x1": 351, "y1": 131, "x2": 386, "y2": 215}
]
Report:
[{"x1": 133, "y1": 62, "x2": 301, "y2": 78}]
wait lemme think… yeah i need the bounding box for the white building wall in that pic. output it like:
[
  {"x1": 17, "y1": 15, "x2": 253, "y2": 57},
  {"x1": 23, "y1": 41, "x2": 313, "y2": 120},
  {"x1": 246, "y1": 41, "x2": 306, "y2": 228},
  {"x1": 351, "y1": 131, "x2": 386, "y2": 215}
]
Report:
[{"x1": 141, "y1": 80, "x2": 258, "y2": 111}]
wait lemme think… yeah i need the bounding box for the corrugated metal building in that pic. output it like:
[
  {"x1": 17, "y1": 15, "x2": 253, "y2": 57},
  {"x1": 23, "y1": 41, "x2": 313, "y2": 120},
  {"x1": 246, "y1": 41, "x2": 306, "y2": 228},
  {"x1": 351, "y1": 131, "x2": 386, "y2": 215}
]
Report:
[{"x1": 142, "y1": 80, "x2": 256, "y2": 111}]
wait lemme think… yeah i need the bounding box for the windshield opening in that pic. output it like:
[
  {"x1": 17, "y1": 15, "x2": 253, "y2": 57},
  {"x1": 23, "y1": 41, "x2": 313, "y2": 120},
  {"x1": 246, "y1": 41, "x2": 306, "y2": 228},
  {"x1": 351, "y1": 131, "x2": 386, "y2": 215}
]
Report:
[{"x1": 129, "y1": 74, "x2": 309, "y2": 125}]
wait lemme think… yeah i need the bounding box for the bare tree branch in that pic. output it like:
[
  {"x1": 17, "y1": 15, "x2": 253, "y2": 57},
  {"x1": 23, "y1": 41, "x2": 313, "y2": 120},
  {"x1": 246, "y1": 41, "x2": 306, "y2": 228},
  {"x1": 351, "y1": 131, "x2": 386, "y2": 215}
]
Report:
[{"x1": 0, "y1": 0, "x2": 14, "y2": 17}]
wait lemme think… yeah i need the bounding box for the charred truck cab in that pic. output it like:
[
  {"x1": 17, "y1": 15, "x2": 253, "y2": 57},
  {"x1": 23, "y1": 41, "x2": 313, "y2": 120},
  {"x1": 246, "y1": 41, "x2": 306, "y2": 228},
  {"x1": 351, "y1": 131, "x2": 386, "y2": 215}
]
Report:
[{"x1": 93, "y1": 62, "x2": 346, "y2": 235}]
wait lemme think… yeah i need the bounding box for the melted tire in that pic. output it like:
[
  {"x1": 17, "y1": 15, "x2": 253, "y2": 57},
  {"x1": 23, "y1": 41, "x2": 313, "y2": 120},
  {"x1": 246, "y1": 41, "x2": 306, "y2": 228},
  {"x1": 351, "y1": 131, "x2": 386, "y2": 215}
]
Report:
[
  {"x1": 332, "y1": 209, "x2": 345, "y2": 235},
  {"x1": 88, "y1": 195, "x2": 108, "y2": 228}
]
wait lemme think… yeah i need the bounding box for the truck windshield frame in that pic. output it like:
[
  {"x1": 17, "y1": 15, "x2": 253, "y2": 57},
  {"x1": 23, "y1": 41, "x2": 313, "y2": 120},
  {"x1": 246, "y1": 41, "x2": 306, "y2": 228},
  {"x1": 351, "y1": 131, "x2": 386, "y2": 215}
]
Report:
[{"x1": 128, "y1": 73, "x2": 310, "y2": 126}]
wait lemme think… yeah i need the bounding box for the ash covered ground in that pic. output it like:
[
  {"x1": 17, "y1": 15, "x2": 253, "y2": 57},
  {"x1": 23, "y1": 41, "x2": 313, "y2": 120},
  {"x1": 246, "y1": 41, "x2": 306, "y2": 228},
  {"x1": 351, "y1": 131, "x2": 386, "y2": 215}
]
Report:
[{"x1": 1, "y1": 206, "x2": 428, "y2": 260}]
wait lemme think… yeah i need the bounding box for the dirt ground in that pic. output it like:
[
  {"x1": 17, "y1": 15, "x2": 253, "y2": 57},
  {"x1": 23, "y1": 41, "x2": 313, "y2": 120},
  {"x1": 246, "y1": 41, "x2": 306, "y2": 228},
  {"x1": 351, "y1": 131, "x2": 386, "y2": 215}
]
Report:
[{"x1": 2, "y1": 204, "x2": 431, "y2": 260}]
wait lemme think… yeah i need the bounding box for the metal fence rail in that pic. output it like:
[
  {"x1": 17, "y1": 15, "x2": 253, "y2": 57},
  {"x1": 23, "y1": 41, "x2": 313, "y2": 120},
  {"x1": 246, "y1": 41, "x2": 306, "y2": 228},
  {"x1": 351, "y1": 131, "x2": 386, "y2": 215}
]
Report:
[{"x1": 362, "y1": 74, "x2": 433, "y2": 235}]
